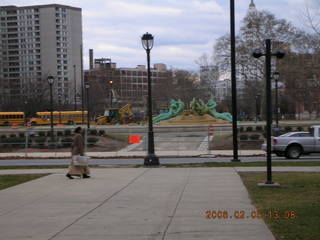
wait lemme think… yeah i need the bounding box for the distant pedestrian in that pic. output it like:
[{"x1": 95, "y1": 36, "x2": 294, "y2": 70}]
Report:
[{"x1": 66, "y1": 127, "x2": 90, "y2": 179}]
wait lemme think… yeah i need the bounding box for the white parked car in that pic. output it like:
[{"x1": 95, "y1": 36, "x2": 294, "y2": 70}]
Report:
[{"x1": 261, "y1": 126, "x2": 320, "y2": 159}]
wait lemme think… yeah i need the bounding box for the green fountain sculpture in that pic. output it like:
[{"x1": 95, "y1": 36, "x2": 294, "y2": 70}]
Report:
[
  {"x1": 190, "y1": 98, "x2": 207, "y2": 116},
  {"x1": 153, "y1": 99, "x2": 184, "y2": 123},
  {"x1": 190, "y1": 98, "x2": 232, "y2": 122},
  {"x1": 206, "y1": 98, "x2": 233, "y2": 122},
  {"x1": 153, "y1": 98, "x2": 233, "y2": 123}
]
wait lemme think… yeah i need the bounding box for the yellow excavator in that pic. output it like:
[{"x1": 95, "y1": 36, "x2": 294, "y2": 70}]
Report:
[{"x1": 95, "y1": 104, "x2": 134, "y2": 125}]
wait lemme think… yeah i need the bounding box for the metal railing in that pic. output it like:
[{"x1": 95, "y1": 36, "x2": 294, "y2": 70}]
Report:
[{"x1": 0, "y1": 123, "x2": 314, "y2": 157}]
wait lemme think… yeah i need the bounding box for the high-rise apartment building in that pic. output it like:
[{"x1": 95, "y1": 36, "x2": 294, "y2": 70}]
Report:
[{"x1": 0, "y1": 4, "x2": 82, "y2": 109}]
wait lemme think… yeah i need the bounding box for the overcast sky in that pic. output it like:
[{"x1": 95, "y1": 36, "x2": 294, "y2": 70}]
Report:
[{"x1": 1, "y1": 0, "x2": 309, "y2": 70}]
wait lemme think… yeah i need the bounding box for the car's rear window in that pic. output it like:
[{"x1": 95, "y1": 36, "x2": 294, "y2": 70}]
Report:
[{"x1": 309, "y1": 127, "x2": 314, "y2": 136}]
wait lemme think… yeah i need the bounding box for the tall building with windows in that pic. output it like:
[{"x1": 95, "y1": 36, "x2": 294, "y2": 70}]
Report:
[
  {"x1": 84, "y1": 59, "x2": 170, "y2": 114},
  {"x1": 0, "y1": 4, "x2": 82, "y2": 109}
]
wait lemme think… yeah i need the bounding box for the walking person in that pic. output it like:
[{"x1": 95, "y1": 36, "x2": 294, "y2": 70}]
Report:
[{"x1": 66, "y1": 127, "x2": 90, "y2": 179}]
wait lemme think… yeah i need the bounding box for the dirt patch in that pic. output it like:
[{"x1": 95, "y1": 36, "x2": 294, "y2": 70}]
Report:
[
  {"x1": 210, "y1": 134, "x2": 264, "y2": 150},
  {"x1": 1, "y1": 136, "x2": 129, "y2": 153}
]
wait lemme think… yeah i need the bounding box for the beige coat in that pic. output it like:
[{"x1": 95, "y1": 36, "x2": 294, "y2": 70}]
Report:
[
  {"x1": 68, "y1": 133, "x2": 89, "y2": 176},
  {"x1": 71, "y1": 133, "x2": 84, "y2": 156}
]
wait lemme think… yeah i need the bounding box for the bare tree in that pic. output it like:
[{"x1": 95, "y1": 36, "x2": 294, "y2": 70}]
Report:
[{"x1": 301, "y1": 0, "x2": 320, "y2": 36}]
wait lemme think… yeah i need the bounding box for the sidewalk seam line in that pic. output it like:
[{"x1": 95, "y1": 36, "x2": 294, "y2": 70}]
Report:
[
  {"x1": 47, "y1": 168, "x2": 151, "y2": 240},
  {"x1": 161, "y1": 168, "x2": 191, "y2": 240}
]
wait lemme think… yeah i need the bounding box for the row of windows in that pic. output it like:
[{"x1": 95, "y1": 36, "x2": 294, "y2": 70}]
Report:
[
  {"x1": 56, "y1": 19, "x2": 67, "y2": 24},
  {"x1": 0, "y1": 115, "x2": 24, "y2": 119},
  {"x1": 57, "y1": 48, "x2": 67, "y2": 53},
  {"x1": 56, "y1": 31, "x2": 67, "y2": 35},
  {"x1": 56, "y1": 24, "x2": 67, "y2": 30},
  {"x1": 56, "y1": 8, "x2": 67, "y2": 12},
  {"x1": 18, "y1": 9, "x2": 39, "y2": 14},
  {"x1": 0, "y1": 9, "x2": 38, "y2": 15},
  {"x1": 56, "y1": 36, "x2": 68, "y2": 41},
  {"x1": 17, "y1": 20, "x2": 39, "y2": 26},
  {"x1": 2, "y1": 38, "x2": 40, "y2": 44},
  {"x1": 57, "y1": 42, "x2": 67, "y2": 47},
  {"x1": 0, "y1": 20, "x2": 40, "y2": 26},
  {"x1": 120, "y1": 78, "x2": 161, "y2": 83},
  {"x1": 57, "y1": 65, "x2": 68, "y2": 70},
  {"x1": 120, "y1": 71, "x2": 161, "y2": 77},
  {"x1": 18, "y1": 15, "x2": 39, "y2": 20},
  {"x1": 57, "y1": 60, "x2": 68, "y2": 64},
  {"x1": 20, "y1": 55, "x2": 41, "y2": 60},
  {"x1": 2, "y1": 72, "x2": 42, "y2": 78},
  {"x1": 57, "y1": 71, "x2": 68, "y2": 76},
  {"x1": 57, "y1": 54, "x2": 68, "y2": 59},
  {"x1": 2, "y1": 49, "x2": 40, "y2": 55},
  {"x1": 1, "y1": 32, "x2": 40, "y2": 38},
  {"x1": 56, "y1": 13, "x2": 67, "y2": 18}
]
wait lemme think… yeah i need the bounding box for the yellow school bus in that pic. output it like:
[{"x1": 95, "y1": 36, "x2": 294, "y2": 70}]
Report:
[
  {"x1": 0, "y1": 112, "x2": 25, "y2": 126},
  {"x1": 28, "y1": 111, "x2": 88, "y2": 125}
]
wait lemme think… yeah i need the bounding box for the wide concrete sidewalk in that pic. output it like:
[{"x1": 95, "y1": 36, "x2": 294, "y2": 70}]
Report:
[{"x1": 0, "y1": 168, "x2": 278, "y2": 240}]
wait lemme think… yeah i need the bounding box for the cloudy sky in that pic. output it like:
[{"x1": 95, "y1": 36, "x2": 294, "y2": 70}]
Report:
[{"x1": 1, "y1": 0, "x2": 309, "y2": 70}]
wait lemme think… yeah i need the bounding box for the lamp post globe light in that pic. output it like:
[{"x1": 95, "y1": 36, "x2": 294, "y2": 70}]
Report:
[
  {"x1": 252, "y1": 39, "x2": 285, "y2": 186},
  {"x1": 47, "y1": 75, "x2": 55, "y2": 142},
  {"x1": 273, "y1": 71, "x2": 280, "y2": 129},
  {"x1": 141, "y1": 32, "x2": 159, "y2": 166},
  {"x1": 85, "y1": 83, "x2": 90, "y2": 129}
]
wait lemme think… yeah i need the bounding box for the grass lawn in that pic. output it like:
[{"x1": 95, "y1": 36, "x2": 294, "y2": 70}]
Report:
[
  {"x1": 161, "y1": 161, "x2": 320, "y2": 168},
  {"x1": 0, "y1": 174, "x2": 48, "y2": 190},
  {"x1": 239, "y1": 172, "x2": 320, "y2": 240}
]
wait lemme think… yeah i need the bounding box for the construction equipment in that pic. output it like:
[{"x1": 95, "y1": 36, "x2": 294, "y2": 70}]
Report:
[{"x1": 95, "y1": 104, "x2": 134, "y2": 125}]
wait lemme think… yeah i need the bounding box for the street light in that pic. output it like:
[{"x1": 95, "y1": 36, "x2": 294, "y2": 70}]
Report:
[
  {"x1": 73, "y1": 65, "x2": 77, "y2": 111},
  {"x1": 47, "y1": 75, "x2": 54, "y2": 142},
  {"x1": 141, "y1": 32, "x2": 159, "y2": 166},
  {"x1": 273, "y1": 71, "x2": 280, "y2": 128},
  {"x1": 58, "y1": 94, "x2": 62, "y2": 124},
  {"x1": 24, "y1": 100, "x2": 28, "y2": 125},
  {"x1": 109, "y1": 80, "x2": 113, "y2": 108},
  {"x1": 85, "y1": 83, "x2": 90, "y2": 129},
  {"x1": 230, "y1": 0, "x2": 240, "y2": 162},
  {"x1": 253, "y1": 39, "x2": 285, "y2": 186},
  {"x1": 255, "y1": 94, "x2": 260, "y2": 122}
]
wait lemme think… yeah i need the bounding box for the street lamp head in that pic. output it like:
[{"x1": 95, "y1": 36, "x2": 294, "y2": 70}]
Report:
[
  {"x1": 275, "y1": 50, "x2": 285, "y2": 59},
  {"x1": 273, "y1": 71, "x2": 280, "y2": 80},
  {"x1": 252, "y1": 49, "x2": 263, "y2": 58},
  {"x1": 47, "y1": 76, "x2": 54, "y2": 85},
  {"x1": 109, "y1": 80, "x2": 113, "y2": 84},
  {"x1": 141, "y1": 32, "x2": 154, "y2": 51},
  {"x1": 85, "y1": 83, "x2": 90, "y2": 89}
]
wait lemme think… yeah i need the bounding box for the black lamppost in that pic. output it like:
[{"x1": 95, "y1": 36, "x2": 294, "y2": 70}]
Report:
[
  {"x1": 273, "y1": 71, "x2": 280, "y2": 128},
  {"x1": 230, "y1": 0, "x2": 240, "y2": 162},
  {"x1": 85, "y1": 83, "x2": 90, "y2": 129},
  {"x1": 255, "y1": 94, "x2": 260, "y2": 122},
  {"x1": 253, "y1": 39, "x2": 285, "y2": 185},
  {"x1": 58, "y1": 94, "x2": 62, "y2": 124},
  {"x1": 73, "y1": 65, "x2": 77, "y2": 111},
  {"x1": 24, "y1": 100, "x2": 28, "y2": 125},
  {"x1": 141, "y1": 32, "x2": 159, "y2": 166},
  {"x1": 47, "y1": 76, "x2": 54, "y2": 141},
  {"x1": 109, "y1": 80, "x2": 113, "y2": 108}
]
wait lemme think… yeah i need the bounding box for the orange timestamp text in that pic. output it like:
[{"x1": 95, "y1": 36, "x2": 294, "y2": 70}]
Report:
[{"x1": 205, "y1": 209, "x2": 297, "y2": 220}]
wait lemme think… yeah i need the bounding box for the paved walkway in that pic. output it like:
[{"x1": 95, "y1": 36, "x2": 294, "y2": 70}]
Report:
[{"x1": 1, "y1": 167, "x2": 318, "y2": 240}]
